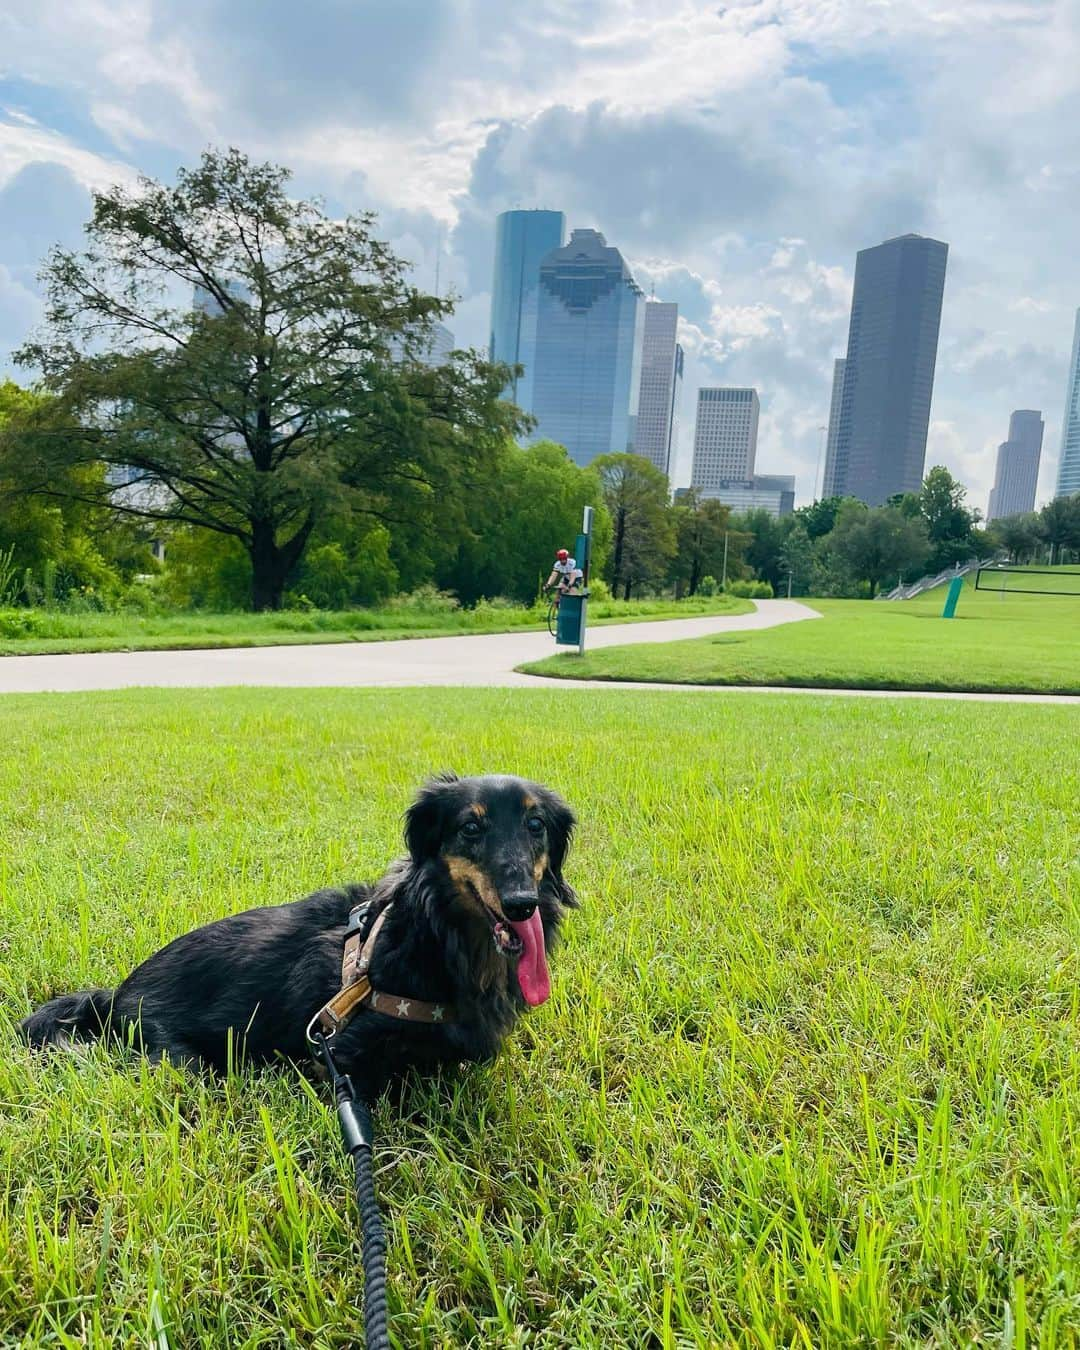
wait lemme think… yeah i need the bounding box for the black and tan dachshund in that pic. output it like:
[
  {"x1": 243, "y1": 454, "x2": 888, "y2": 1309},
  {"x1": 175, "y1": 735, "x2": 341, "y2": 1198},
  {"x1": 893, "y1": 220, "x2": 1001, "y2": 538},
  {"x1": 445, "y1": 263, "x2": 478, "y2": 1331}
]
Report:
[{"x1": 20, "y1": 774, "x2": 577, "y2": 1098}]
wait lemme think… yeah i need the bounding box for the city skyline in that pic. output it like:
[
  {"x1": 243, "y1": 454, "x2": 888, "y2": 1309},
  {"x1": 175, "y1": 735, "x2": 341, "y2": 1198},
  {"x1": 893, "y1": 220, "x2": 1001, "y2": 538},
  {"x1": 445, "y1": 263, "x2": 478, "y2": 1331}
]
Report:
[{"x1": 1, "y1": 4, "x2": 1079, "y2": 507}]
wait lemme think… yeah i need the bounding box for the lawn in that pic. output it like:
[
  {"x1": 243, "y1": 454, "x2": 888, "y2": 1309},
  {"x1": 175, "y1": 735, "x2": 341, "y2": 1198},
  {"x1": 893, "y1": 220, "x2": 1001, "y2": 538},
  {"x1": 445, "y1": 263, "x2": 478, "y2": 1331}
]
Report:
[
  {"x1": 0, "y1": 594, "x2": 751, "y2": 658},
  {"x1": 2, "y1": 688, "x2": 1080, "y2": 1345},
  {"x1": 521, "y1": 581, "x2": 1080, "y2": 694}
]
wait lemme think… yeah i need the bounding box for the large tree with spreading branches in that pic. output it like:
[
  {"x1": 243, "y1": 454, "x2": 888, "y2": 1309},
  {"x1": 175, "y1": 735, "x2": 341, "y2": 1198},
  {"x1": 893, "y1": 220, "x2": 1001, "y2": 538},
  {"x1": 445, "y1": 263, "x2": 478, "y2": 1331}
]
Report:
[{"x1": 5, "y1": 149, "x2": 525, "y2": 608}]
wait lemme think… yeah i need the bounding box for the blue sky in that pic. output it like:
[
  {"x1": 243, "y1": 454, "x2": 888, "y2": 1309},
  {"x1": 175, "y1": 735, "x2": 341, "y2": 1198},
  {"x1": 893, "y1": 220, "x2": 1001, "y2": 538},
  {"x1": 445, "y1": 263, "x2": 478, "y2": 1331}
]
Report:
[{"x1": 2, "y1": 0, "x2": 1078, "y2": 508}]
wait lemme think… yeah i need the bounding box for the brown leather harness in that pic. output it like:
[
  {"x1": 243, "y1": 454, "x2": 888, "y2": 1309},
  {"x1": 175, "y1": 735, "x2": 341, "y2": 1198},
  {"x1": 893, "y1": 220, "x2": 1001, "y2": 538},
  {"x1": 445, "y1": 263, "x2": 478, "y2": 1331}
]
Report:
[{"x1": 306, "y1": 899, "x2": 454, "y2": 1050}]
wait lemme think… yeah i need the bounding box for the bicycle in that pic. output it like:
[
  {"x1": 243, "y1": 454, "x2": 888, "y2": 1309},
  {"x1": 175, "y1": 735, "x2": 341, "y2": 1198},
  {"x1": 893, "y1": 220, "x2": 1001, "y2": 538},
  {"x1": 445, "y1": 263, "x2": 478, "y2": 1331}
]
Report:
[{"x1": 543, "y1": 584, "x2": 586, "y2": 638}]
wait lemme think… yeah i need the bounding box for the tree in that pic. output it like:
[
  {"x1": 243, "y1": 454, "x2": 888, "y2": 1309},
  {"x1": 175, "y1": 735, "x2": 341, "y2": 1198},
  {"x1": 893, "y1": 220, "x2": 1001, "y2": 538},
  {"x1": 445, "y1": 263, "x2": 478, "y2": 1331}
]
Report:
[
  {"x1": 794, "y1": 496, "x2": 849, "y2": 540},
  {"x1": 730, "y1": 508, "x2": 789, "y2": 591},
  {"x1": 669, "y1": 491, "x2": 739, "y2": 596},
  {"x1": 778, "y1": 521, "x2": 817, "y2": 596},
  {"x1": 1037, "y1": 494, "x2": 1080, "y2": 562},
  {"x1": 1, "y1": 379, "x2": 153, "y2": 602},
  {"x1": 915, "y1": 466, "x2": 980, "y2": 571},
  {"x1": 986, "y1": 512, "x2": 1041, "y2": 563},
  {"x1": 830, "y1": 504, "x2": 930, "y2": 597},
  {"x1": 437, "y1": 440, "x2": 610, "y2": 605},
  {"x1": 5, "y1": 149, "x2": 525, "y2": 609},
  {"x1": 592, "y1": 453, "x2": 675, "y2": 599}
]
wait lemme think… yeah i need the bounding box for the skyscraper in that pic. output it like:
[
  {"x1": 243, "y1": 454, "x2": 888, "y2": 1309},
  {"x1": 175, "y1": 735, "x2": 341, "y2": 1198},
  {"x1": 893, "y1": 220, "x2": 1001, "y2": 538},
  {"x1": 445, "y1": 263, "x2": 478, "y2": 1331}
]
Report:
[
  {"x1": 634, "y1": 301, "x2": 681, "y2": 476},
  {"x1": 690, "y1": 388, "x2": 760, "y2": 487},
  {"x1": 823, "y1": 358, "x2": 846, "y2": 496},
  {"x1": 987, "y1": 410, "x2": 1044, "y2": 521},
  {"x1": 489, "y1": 209, "x2": 565, "y2": 410},
  {"x1": 823, "y1": 234, "x2": 949, "y2": 505},
  {"x1": 1055, "y1": 308, "x2": 1080, "y2": 499},
  {"x1": 529, "y1": 228, "x2": 645, "y2": 467}
]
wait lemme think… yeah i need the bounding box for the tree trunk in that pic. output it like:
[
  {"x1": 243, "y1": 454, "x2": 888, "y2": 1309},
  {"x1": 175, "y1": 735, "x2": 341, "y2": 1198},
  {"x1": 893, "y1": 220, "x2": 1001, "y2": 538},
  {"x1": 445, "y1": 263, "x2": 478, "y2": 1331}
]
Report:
[
  {"x1": 689, "y1": 556, "x2": 700, "y2": 596},
  {"x1": 250, "y1": 520, "x2": 284, "y2": 610},
  {"x1": 611, "y1": 507, "x2": 626, "y2": 596},
  {"x1": 249, "y1": 514, "x2": 316, "y2": 610},
  {"x1": 623, "y1": 578, "x2": 632, "y2": 601}
]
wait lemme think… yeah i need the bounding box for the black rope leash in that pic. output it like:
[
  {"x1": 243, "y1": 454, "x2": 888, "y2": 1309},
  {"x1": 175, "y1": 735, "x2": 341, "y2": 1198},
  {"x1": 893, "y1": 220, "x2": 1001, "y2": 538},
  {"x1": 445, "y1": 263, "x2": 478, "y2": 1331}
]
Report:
[{"x1": 312, "y1": 1030, "x2": 390, "y2": 1350}]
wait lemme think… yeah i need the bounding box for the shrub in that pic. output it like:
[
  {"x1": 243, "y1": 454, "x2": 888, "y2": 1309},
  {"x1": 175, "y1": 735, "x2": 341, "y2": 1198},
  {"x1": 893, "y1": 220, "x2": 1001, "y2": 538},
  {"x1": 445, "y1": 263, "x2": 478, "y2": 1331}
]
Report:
[
  {"x1": 387, "y1": 585, "x2": 461, "y2": 614},
  {"x1": 697, "y1": 575, "x2": 718, "y2": 597},
  {"x1": 726, "y1": 579, "x2": 774, "y2": 599}
]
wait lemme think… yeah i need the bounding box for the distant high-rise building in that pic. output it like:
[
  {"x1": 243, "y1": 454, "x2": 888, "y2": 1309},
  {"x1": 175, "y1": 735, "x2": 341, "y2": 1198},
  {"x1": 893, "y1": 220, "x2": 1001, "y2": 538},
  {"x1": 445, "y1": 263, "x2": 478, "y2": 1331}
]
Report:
[
  {"x1": 1055, "y1": 308, "x2": 1080, "y2": 499},
  {"x1": 823, "y1": 234, "x2": 949, "y2": 505},
  {"x1": 987, "y1": 410, "x2": 1044, "y2": 521},
  {"x1": 823, "y1": 357, "x2": 846, "y2": 496},
  {"x1": 634, "y1": 301, "x2": 681, "y2": 475},
  {"x1": 529, "y1": 228, "x2": 645, "y2": 466},
  {"x1": 681, "y1": 475, "x2": 794, "y2": 519},
  {"x1": 690, "y1": 388, "x2": 760, "y2": 489},
  {"x1": 489, "y1": 209, "x2": 566, "y2": 410},
  {"x1": 193, "y1": 280, "x2": 250, "y2": 315},
  {"x1": 389, "y1": 320, "x2": 455, "y2": 368}
]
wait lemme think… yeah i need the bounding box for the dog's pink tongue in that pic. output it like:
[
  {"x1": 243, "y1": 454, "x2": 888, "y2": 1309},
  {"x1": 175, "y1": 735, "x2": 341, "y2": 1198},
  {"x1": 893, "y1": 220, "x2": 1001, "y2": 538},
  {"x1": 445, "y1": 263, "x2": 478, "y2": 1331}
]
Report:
[{"x1": 510, "y1": 909, "x2": 550, "y2": 1007}]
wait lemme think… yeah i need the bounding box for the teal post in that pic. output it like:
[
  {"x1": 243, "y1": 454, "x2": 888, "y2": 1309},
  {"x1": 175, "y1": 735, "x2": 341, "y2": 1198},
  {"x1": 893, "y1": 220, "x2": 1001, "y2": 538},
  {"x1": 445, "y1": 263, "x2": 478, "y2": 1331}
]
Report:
[
  {"x1": 942, "y1": 574, "x2": 963, "y2": 618},
  {"x1": 554, "y1": 506, "x2": 593, "y2": 652}
]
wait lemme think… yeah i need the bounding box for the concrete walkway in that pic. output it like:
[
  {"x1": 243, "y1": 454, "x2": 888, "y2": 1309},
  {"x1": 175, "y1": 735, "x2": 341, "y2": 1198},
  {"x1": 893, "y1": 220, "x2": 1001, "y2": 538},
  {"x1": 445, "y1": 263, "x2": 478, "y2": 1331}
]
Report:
[
  {"x1": 0, "y1": 600, "x2": 817, "y2": 693},
  {"x1": 1, "y1": 600, "x2": 1077, "y2": 704}
]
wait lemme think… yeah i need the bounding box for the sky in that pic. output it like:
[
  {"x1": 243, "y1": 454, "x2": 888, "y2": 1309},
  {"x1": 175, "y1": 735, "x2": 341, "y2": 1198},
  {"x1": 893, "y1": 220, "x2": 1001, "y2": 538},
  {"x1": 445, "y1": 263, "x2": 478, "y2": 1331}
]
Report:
[{"x1": 2, "y1": 0, "x2": 1079, "y2": 509}]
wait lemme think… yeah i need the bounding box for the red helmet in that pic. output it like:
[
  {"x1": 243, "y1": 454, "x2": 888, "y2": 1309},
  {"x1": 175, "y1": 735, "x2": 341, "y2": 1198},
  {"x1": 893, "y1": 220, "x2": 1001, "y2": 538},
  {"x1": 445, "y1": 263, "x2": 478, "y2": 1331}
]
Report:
[{"x1": 556, "y1": 549, "x2": 569, "y2": 561}]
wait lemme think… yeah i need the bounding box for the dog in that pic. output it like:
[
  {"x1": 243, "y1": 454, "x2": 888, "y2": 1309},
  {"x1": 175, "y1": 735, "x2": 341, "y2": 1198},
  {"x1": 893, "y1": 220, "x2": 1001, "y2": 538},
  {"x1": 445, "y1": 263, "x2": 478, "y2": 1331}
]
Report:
[{"x1": 20, "y1": 773, "x2": 577, "y2": 1098}]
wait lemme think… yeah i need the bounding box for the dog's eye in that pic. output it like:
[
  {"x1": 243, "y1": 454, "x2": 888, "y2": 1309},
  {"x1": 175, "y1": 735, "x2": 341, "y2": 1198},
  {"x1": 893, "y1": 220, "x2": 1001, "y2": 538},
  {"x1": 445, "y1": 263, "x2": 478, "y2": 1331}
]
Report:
[
  {"x1": 460, "y1": 820, "x2": 482, "y2": 840},
  {"x1": 527, "y1": 816, "x2": 545, "y2": 836}
]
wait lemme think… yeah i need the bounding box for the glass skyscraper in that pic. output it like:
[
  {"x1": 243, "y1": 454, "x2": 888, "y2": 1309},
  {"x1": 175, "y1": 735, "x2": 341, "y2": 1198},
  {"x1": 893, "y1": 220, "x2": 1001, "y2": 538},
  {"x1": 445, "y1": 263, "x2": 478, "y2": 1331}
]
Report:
[
  {"x1": 489, "y1": 209, "x2": 565, "y2": 410},
  {"x1": 634, "y1": 300, "x2": 681, "y2": 476},
  {"x1": 987, "y1": 410, "x2": 1044, "y2": 521},
  {"x1": 1055, "y1": 308, "x2": 1080, "y2": 499},
  {"x1": 823, "y1": 234, "x2": 949, "y2": 505},
  {"x1": 529, "y1": 228, "x2": 645, "y2": 467}
]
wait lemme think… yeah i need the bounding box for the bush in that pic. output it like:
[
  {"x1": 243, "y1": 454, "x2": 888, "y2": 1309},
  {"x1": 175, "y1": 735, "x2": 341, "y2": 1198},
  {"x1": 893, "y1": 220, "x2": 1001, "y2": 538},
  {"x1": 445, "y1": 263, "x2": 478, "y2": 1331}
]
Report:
[
  {"x1": 386, "y1": 585, "x2": 461, "y2": 614},
  {"x1": 697, "y1": 575, "x2": 718, "y2": 597},
  {"x1": 726, "y1": 579, "x2": 774, "y2": 599},
  {"x1": 586, "y1": 577, "x2": 612, "y2": 601}
]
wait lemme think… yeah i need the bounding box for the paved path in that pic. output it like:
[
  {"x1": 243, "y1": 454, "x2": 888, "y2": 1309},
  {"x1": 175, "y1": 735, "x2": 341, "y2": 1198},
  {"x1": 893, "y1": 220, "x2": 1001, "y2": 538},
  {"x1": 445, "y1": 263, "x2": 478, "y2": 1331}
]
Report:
[
  {"x1": 0, "y1": 600, "x2": 1076, "y2": 704},
  {"x1": 0, "y1": 600, "x2": 818, "y2": 693}
]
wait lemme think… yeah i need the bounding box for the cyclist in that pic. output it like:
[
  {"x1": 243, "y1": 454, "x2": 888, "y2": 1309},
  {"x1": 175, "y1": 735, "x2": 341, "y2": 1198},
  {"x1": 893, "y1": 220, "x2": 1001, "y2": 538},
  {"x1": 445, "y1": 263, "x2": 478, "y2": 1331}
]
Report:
[{"x1": 544, "y1": 548, "x2": 583, "y2": 601}]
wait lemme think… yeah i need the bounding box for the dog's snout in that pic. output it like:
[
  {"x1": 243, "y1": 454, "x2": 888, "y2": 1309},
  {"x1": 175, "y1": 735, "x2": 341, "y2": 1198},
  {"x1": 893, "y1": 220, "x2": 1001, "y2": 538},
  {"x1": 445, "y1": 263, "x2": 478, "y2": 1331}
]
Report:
[{"x1": 501, "y1": 892, "x2": 538, "y2": 922}]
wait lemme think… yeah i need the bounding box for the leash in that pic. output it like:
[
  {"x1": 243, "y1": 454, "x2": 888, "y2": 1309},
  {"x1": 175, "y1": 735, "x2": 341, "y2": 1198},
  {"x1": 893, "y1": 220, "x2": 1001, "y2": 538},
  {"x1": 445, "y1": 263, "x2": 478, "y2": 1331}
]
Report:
[{"x1": 310, "y1": 1027, "x2": 390, "y2": 1350}]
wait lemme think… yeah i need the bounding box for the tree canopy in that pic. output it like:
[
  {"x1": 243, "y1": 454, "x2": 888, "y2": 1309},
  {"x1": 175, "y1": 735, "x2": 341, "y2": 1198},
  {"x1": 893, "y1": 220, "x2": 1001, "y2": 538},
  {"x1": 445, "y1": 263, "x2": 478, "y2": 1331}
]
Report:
[{"x1": 4, "y1": 149, "x2": 525, "y2": 608}]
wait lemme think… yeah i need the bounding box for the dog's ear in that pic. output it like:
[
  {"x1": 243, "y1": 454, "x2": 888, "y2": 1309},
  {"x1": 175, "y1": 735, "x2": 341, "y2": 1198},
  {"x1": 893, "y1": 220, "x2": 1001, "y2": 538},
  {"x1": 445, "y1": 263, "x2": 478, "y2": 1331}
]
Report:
[
  {"x1": 542, "y1": 789, "x2": 579, "y2": 908},
  {"x1": 404, "y1": 775, "x2": 456, "y2": 862}
]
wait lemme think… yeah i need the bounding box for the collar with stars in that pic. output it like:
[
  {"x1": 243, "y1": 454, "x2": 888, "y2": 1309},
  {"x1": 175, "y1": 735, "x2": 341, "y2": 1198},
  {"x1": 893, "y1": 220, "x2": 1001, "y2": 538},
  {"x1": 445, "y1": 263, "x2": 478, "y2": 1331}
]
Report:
[{"x1": 309, "y1": 900, "x2": 456, "y2": 1045}]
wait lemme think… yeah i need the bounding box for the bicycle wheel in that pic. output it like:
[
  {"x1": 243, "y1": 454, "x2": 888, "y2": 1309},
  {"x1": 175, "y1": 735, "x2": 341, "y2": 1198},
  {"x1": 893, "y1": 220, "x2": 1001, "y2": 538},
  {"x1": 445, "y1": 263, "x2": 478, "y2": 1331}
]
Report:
[{"x1": 546, "y1": 598, "x2": 558, "y2": 637}]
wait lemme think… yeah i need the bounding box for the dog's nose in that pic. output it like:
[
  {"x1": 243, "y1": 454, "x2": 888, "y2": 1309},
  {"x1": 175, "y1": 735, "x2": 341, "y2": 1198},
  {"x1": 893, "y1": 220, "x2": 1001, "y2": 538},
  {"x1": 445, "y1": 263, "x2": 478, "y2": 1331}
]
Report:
[{"x1": 502, "y1": 893, "x2": 538, "y2": 922}]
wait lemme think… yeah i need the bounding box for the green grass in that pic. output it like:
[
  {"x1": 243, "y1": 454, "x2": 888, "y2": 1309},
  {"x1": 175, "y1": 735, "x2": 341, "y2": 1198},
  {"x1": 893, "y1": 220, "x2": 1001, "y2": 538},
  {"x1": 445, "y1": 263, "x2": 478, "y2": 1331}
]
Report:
[
  {"x1": 0, "y1": 595, "x2": 751, "y2": 657},
  {"x1": 3, "y1": 687, "x2": 1080, "y2": 1345},
  {"x1": 521, "y1": 582, "x2": 1080, "y2": 694}
]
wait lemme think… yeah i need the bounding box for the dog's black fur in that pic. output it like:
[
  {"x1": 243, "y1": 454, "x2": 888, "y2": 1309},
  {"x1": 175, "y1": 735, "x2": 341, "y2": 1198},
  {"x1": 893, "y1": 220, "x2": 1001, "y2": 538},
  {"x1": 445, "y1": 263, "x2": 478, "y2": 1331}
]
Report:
[{"x1": 20, "y1": 774, "x2": 576, "y2": 1098}]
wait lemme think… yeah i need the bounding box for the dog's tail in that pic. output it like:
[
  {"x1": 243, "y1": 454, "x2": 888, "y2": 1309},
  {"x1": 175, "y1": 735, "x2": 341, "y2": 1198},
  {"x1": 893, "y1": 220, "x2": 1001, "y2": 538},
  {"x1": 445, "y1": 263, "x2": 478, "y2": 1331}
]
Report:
[{"x1": 19, "y1": 989, "x2": 114, "y2": 1049}]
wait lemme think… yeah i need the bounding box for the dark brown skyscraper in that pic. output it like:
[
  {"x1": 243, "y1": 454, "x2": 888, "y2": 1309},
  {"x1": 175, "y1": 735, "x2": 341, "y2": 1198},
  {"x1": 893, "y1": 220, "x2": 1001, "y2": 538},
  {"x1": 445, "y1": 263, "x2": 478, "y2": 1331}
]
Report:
[{"x1": 824, "y1": 234, "x2": 948, "y2": 505}]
